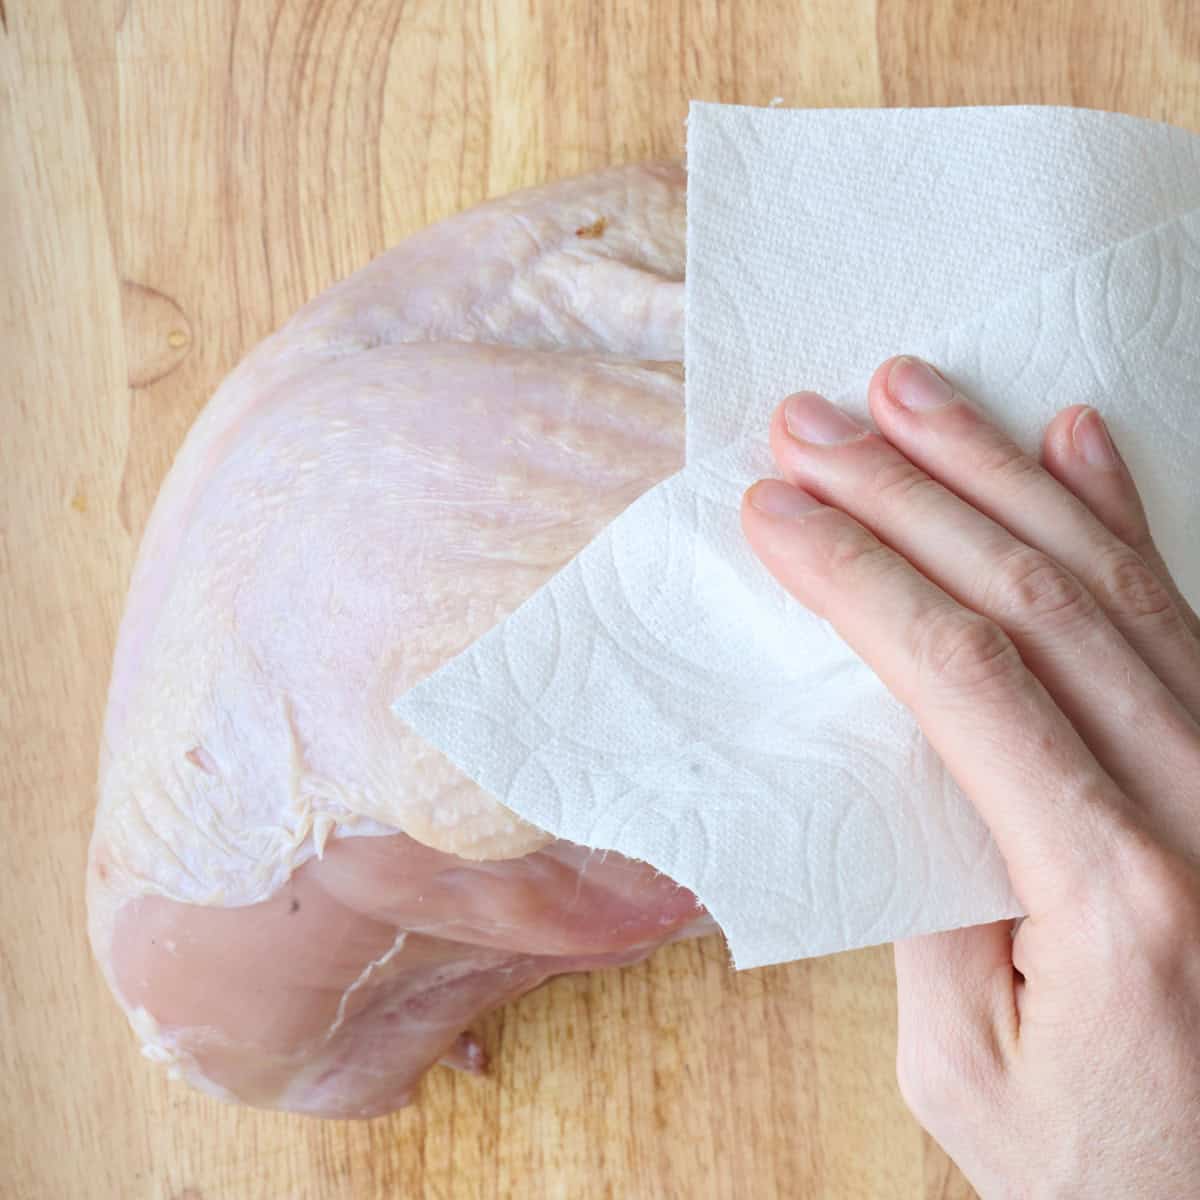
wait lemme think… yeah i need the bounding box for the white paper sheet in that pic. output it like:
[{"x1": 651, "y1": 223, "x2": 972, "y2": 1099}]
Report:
[{"x1": 395, "y1": 105, "x2": 1200, "y2": 968}]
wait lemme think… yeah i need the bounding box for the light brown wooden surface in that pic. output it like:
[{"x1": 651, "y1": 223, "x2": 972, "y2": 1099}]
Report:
[{"x1": 3, "y1": 2, "x2": 1196, "y2": 1197}]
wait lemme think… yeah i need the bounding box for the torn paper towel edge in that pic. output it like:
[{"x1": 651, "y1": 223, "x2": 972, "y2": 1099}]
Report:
[{"x1": 395, "y1": 106, "x2": 1200, "y2": 968}]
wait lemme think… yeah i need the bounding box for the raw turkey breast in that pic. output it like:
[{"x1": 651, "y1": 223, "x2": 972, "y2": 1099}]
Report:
[{"x1": 87, "y1": 164, "x2": 710, "y2": 1117}]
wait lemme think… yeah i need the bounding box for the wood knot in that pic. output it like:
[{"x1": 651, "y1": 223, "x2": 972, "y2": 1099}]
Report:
[{"x1": 121, "y1": 280, "x2": 193, "y2": 388}]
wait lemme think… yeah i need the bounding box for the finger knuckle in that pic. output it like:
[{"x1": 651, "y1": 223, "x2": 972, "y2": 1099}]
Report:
[
  {"x1": 1113, "y1": 833, "x2": 1200, "y2": 962},
  {"x1": 985, "y1": 547, "x2": 1095, "y2": 627},
  {"x1": 1091, "y1": 546, "x2": 1175, "y2": 624},
  {"x1": 818, "y1": 521, "x2": 894, "y2": 583},
  {"x1": 974, "y1": 437, "x2": 1044, "y2": 493},
  {"x1": 915, "y1": 607, "x2": 1022, "y2": 696},
  {"x1": 868, "y1": 457, "x2": 942, "y2": 508}
]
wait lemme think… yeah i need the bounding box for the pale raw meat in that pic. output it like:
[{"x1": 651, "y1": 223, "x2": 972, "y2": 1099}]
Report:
[{"x1": 87, "y1": 164, "x2": 708, "y2": 1117}]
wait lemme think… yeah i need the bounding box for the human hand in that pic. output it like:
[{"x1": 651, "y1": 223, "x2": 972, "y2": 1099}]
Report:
[{"x1": 740, "y1": 357, "x2": 1200, "y2": 1197}]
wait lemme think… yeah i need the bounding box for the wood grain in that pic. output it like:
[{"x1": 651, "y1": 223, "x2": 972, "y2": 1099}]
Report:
[{"x1": 2, "y1": 1, "x2": 1195, "y2": 1197}]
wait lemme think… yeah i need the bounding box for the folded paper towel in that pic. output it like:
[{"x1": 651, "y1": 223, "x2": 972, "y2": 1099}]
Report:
[{"x1": 395, "y1": 104, "x2": 1200, "y2": 968}]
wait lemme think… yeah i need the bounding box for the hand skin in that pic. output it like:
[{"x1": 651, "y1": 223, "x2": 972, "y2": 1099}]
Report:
[{"x1": 741, "y1": 357, "x2": 1200, "y2": 1199}]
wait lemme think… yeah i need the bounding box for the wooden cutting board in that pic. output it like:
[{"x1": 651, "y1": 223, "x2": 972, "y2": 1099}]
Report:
[{"x1": 3, "y1": 2, "x2": 1196, "y2": 1196}]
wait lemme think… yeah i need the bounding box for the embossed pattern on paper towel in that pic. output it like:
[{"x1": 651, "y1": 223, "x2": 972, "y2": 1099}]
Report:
[{"x1": 397, "y1": 107, "x2": 1200, "y2": 969}]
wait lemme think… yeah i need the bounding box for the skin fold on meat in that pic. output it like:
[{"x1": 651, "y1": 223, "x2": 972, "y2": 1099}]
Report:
[{"x1": 87, "y1": 163, "x2": 709, "y2": 1118}]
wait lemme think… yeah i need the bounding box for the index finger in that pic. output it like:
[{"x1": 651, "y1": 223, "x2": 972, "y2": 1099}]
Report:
[{"x1": 741, "y1": 478, "x2": 1135, "y2": 914}]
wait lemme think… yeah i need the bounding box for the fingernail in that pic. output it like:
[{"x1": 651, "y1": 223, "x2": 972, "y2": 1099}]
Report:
[
  {"x1": 887, "y1": 356, "x2": 958, "y2": 411},
  {"x1": 748, "y1": 479, "x2": 824, "y2": 518},
  {"x1": 783, "y1": 391, "x2": 866, "y2": 445},
  {"x1": 1071, "y1": 407, "x2": 1119, "y2": 469}
]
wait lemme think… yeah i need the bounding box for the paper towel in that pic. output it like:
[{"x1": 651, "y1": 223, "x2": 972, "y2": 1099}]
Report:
[{"x1": 395, "y1": 105, "x2": 1200, "y2": 969}]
